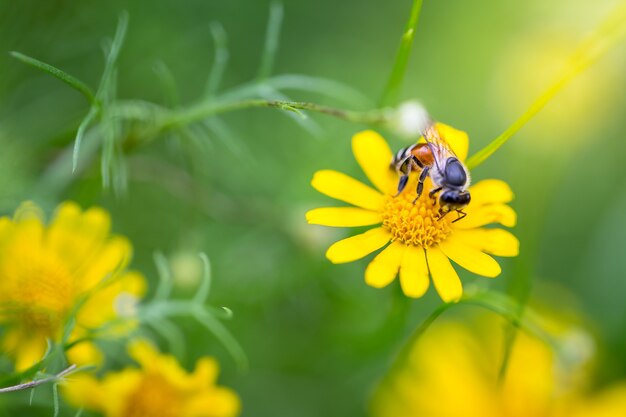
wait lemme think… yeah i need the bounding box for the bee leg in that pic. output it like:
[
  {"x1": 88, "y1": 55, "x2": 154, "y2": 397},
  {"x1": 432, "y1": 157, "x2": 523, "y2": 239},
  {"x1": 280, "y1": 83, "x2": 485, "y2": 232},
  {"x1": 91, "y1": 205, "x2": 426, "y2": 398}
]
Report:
[
  {"x1": 394, "y1": 159, "x2": 413, "y2": 197},
  {"x1": 452, "y1": 210, "x2": 467, "y2": 223},
  {"x1": 394, "y1": 175, "x2": 410, "y2": 197},
  {"x1": 437, "y1": 209, "x2": 450, "y2": 221},
  {"x1": 413, "y1": 167, "x2": 430, "y2": 204},
  {"x1": 429, "y1": 187, "x2": 442, "y2": 204}
]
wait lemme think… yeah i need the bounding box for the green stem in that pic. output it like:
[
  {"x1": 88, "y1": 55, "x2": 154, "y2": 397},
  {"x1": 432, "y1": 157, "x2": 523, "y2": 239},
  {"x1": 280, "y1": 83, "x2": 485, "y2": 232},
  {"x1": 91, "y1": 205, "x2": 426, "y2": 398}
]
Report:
[
  {"x1": 0, "y1": 365, "x2": 77, "y2": 393},
  {"x1": 159, "y1": 99, "x2": 389, "y2": 132},
  {"x1": 497, "y1": 316, "x2": 521, "y2": 386},
  {"x1": 382, "y1": 291, "x2": 555, "y2": 387},
  {"x1": 379, "y1": 0, "x2": 424, "y2": 106},
  {"x1": 466, "y1": 3, "x2": 626, "y2": 169},
  {"x1": 386, "y1": 301, "x2": 454, "y2": 376}
]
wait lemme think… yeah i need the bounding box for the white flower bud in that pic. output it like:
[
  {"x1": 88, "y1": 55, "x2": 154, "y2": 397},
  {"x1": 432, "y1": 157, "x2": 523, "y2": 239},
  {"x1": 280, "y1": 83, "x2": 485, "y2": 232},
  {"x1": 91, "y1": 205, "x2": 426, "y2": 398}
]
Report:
[{"x1": 393, "y1": 100, "x2": 431, "y2": 139}]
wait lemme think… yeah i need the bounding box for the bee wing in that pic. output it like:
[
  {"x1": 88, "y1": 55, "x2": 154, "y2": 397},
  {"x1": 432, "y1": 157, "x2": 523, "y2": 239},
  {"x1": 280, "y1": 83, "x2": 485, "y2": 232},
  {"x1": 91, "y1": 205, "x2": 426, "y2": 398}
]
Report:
[{"x1": 422, "y1": 125, "x2": 457, "y2": 174}]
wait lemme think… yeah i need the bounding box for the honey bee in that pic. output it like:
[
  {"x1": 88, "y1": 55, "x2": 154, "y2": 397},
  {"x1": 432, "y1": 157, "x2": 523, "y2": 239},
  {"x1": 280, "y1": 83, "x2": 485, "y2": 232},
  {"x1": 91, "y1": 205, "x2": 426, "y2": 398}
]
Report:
[{"x1": 391, "y1": 118, "x2": 471, "y2": 222}]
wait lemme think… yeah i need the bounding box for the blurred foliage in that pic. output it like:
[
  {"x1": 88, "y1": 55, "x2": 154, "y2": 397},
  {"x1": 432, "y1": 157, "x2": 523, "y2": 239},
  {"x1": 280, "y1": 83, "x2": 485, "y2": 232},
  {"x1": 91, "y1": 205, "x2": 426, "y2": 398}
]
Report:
[{"x1": 0, "y1": 0, "x2": 625, "y2": 416}]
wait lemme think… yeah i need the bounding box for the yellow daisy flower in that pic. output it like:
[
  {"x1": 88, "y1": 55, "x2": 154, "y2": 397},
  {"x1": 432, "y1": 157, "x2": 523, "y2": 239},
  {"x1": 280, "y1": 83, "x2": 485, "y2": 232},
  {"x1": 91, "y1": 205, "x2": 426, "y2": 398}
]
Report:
[
  {"x1": 0, "y1": 201, "x2": 146, "y2": 370},
  {"x1": 63, "y1": 340, "x2": 241, "y2": 417},
  {"x1": 370, "y1": 314, "x2": 626, "y2": 417},
  {"x1": 306, "y1": 125, "x2": 519, "y2": 301}
]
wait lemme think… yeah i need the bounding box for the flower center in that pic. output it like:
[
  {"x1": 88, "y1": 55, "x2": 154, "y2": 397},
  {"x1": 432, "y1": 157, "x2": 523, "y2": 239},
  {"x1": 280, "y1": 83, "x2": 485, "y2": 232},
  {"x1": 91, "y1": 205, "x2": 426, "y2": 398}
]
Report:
[
  {"x1": 122, "y1": 374, "x2": 181, "y2": 417},
  {"x1": 382, "y1": 177, "x2": 453, "y2": 247}
]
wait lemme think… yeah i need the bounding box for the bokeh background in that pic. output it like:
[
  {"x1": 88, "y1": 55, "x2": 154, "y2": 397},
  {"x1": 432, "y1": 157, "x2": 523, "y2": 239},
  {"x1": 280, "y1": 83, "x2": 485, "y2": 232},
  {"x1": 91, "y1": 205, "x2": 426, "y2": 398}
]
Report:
[{"x1": 1, "y1": 0, "x2": 625, "y2": 416}]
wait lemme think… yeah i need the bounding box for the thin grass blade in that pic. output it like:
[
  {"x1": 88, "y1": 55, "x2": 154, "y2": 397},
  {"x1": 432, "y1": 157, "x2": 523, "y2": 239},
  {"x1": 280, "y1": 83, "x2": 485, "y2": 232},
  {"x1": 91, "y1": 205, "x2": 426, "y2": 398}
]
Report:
[
  {"x1": 72, "y1": 106, "x2": 99, "y2": 173},
  {"x1": 256, "y1": 1, "x2": 284, "y2": 80},
  {"x1": 97, "y1": 11, "x2": 129, "y2": 99},
  {"x1": 206, "y1": 22, "x2": 229, "y2": 97},
  {"x1": 10, "y1": 52, "x2": 97, "y2": 105}
]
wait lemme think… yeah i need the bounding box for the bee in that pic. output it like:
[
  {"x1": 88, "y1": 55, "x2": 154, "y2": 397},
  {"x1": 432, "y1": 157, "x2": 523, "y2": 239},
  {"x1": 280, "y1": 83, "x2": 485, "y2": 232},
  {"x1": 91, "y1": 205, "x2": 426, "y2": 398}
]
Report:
[{"x1": 391, "y1": 119, "x2": 471, "y2": 222}]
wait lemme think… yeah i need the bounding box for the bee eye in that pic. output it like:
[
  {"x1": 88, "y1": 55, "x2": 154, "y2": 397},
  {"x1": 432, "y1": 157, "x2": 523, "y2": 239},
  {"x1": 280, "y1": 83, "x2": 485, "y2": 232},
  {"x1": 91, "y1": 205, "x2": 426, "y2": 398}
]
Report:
[
  {"x1": 440, "y1": 191, "x2": 457, "y2": 203},
  {"x1": 440, "y1": 191, "x2": 471, "y2": 206}
]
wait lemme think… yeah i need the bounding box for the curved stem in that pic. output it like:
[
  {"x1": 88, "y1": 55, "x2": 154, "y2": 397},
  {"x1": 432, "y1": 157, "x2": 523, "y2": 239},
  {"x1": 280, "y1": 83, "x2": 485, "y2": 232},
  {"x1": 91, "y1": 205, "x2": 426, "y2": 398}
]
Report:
[
  {"x1": 382, "y1": 291, "x2": 555, "y2": 386},
  {"x1": 0, "y1": 365, "x2": 77, "y2": 394},
  {"x1": 466, "y1": 2, "x2": 626, "y2": 169},
  {"x1": 158, "y1": 99, "x2": 389, "y2": 132},
  {"x1": 386, "y1": 301, "x2": 454, "y2": 377}
]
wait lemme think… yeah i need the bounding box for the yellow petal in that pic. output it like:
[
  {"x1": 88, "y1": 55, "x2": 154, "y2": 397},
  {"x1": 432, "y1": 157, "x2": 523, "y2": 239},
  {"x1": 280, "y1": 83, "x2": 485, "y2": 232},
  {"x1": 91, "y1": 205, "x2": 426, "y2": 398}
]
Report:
[
  {"x1": 399, "y1": 245, "x2": 430, "y2": 298},
  {"x1": 326, "y1": 227, "x2": 391, "y2": 264},
  {"x1": 128, "y1": 339, "x2": 161, "y2": 368},
  {"x1": 193, "y1": 357, "x2": 219, "y2": 385},
  {"x1": 469, "y1": 179, "x2": 514, "y2": 205},
  {"x1": 66, "y1": 340, "x2": 104, "y2": 367},
  {"x1": 352, "y1": 130, "x2": 397, "y2": 195},
  {"x1": 306, "y1": 207, "x2": 382, "y2": 227},
  {"x1": 76, "y1": 270, "x2": 146, "y2": 333},
  {"x1": 571, "y1": 385, "x2": 626, "y2": 417},
  {"x1": 456, "y1": 204, "x2": 517, "y2": 229},
  {"x1": 435, "y1": 123, "x2": 469, "y2": 161},
  {"x1": 13, "y1": 337, "x2": 47, "y2": 371},
  {"x1": 79, "y1": 236, "x2": 132, "y2": 290},
  {"x1": 185, "y1": 387, "x2": 242, "y2": 417},
  {"x1": 439, "y1": 238, "x2": 501, "y2": 278},
  {"x1": 426, "y1": 247, "x2": 462, "y2": 302},
  {"x1": 46, "y1": 203, "x2": 112, "y2": 269},
  {"x1": 311, "y1": 170, "x2": 385, "y2": 211},
  {"x1": 365, "y1": 241, "x2": 405, "y2": 288},
  {"x1": 7, "y1": 216, "x2": 44, "y2": 256},
  {"x1": 0, "y1": 217, "x2": 12, "y2": 237},
  {"x1": 61, "y1": 374, "x2": 104, "y2": 411},
  {"x1": 453, "y1": 228, "x2": 520, "y2": 257}
]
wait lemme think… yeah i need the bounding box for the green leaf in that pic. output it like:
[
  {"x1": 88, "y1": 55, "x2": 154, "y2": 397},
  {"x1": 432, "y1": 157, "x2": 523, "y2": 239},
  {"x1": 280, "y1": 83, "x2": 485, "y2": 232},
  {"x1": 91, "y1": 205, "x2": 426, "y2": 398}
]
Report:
[
  {"x1": 193, "y1": 253, "x2": 213, "y2": 304},
  {"x1": 10, "y1": 51, "x2": 97, "y2": 105},
  {"x1": 378, "y1": 0, "x2": 424, "y2": 106},
  {"x1": 153, "y1": 252, "x2": 173, "y2": 301},
  {"x1": 153, "y1": 61, "x2": 180, "y2": 107},
  {"x1": 147, "y1": 317, "x2": 187, "y2": 360},
  {"x1": 256, "y1": 1, "x2": 284, "y2": 80},
  {"x1": 206, "y1": 22, "x2": 229, "y2": 97},
  {"x1": 52, "y1": 383, "x2": 60, "y2": 417},
  {"x1": 97, "y1": 11, "x2": 129, "y2": 100},
  {"x1": 194, "y1": 311, "x2": 248, "y2": 371},
  {"x1": 72, "y1": 106, "x2": 99, "y2": 173}
]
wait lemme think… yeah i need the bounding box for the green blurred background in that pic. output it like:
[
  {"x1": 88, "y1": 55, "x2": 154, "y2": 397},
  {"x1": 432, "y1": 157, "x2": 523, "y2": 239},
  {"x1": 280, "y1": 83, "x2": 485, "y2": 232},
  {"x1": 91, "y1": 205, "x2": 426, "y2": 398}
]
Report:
[{"x1": 0, "y1": 0, "x2": 625, "y2": 415}]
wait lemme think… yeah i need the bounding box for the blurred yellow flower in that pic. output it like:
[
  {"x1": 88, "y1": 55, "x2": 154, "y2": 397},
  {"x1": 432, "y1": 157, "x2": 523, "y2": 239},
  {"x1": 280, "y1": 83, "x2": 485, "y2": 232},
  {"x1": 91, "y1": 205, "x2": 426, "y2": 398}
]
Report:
[
  {"x1": 306, "y1": 127, "x2": 519, "y2": 301},
  {"x1": 63, "y1": 340, "x2": 241, "y2": 417},
  {"x1": 370, "y1": 314, "x2": 626, "y2": 417},
  {"x1": 0, "y1": 201, "x2": 146, "y2": 370}
]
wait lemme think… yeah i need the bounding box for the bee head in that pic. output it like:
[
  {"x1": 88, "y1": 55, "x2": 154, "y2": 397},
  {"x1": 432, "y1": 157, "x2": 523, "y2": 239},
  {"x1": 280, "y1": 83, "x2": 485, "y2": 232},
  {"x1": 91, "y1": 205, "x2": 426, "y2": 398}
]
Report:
[{"x1": 439, "y1": 189, "x2": 471, "y2": 210}]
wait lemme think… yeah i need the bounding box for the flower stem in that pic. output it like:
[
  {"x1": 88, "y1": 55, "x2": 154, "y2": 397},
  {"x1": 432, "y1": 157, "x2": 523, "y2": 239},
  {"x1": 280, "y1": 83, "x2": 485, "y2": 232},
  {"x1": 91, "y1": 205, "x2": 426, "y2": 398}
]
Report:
[
  {"x1": 378, "y1": 0, "x2": 424, "y2": 107},
  {"x1": 466, "y1": 2, "x2": 626, "y2": 169},
  {"x1": 386, "y1": 301, "x2": 454, "y2": 377},
  {"x1": 159, "y1": 99, "x2": 389, "y2": 132},
  {"x1": 0, "y1": 365, "x2": 77, "y2": 394}
]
